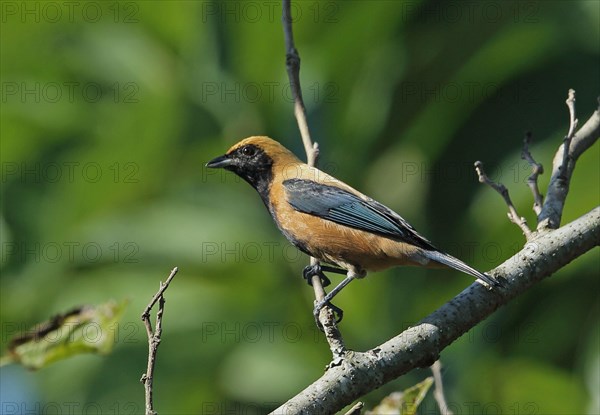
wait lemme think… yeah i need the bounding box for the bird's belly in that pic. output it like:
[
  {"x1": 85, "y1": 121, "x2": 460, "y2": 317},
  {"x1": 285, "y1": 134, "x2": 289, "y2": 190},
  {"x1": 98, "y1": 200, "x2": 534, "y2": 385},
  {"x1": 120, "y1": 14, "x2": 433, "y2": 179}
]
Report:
[{"x1": 277, "y1": 210, "x2": 429, "y2": 273}]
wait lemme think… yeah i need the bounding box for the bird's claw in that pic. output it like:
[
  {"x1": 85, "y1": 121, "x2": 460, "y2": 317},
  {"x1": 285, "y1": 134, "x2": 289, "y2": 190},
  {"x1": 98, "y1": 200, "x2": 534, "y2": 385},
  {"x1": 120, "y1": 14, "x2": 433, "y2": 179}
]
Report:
[
  {"x1": 304, "y1": 263, "x2": 349, "y2": 329},
  {"x1": 303, "y1": 264, "x2": 331, "y2": 287},
  {"x1": 313, "y1": 300, "x2": 344, "y2": 330}
]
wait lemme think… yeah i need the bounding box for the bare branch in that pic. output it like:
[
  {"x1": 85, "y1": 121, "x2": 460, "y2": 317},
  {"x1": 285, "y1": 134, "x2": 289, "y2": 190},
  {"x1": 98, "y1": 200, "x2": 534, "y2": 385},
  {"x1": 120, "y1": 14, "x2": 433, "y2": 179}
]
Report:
[
  {"x1": 521, "y1": 132, "x2": 544, "y2": 216},
  {"x1": 431, "y1": 360, "x2": 453, "y2": 415},
  {"x1": 141, "y1": 267, "x2": 179, "y2": 415},
  {"x1": 282, "y1": 0, "x2": 319, "y2": 167},
  {"x1": 538, "y1": 92, "x2": 600, "y2": 230},
  {"x1": 281, "y1": 0, "x2": 344, "y2": 355},
  {"x1": 273, "y1": 207, "x2": 600, "y2": 414},
  {"x1": 474, "y1": 161, "x2": 533, "y2": 238}
]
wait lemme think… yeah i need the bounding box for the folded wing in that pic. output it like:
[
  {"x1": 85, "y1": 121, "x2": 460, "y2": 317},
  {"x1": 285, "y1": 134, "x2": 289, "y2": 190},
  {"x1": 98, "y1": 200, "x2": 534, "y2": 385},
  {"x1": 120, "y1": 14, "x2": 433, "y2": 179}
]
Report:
[{"x1": 283, "y1": 178, "x2": 437, "y2": 251}]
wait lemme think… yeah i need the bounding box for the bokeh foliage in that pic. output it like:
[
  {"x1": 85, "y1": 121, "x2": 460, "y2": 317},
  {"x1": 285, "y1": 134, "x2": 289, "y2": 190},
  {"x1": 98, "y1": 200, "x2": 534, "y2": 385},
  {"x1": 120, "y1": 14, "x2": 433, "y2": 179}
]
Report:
[{"x1": 1, "y1": 0, "x2": 598, "y2": 413}]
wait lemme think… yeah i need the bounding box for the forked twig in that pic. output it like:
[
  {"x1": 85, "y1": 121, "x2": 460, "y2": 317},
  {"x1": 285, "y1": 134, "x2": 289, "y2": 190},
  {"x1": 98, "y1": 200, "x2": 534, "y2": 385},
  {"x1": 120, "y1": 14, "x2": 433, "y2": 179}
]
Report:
[
  {"x1": 141, "y1": 267, "x2": 179, "y2": 415},
  {"x1": 537, "y1": 89, "x2": 599, "y2": 230},
  {"x1": 474, "y1": 161, "x2": 533, "y2": 238}
]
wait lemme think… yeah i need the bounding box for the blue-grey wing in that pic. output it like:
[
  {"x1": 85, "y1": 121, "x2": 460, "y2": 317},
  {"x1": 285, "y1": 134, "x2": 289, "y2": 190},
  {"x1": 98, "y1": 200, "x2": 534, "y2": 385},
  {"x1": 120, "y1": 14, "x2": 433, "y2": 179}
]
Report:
[{"x1": 283, "y1": 179, "x2": 436, "y2": 251}]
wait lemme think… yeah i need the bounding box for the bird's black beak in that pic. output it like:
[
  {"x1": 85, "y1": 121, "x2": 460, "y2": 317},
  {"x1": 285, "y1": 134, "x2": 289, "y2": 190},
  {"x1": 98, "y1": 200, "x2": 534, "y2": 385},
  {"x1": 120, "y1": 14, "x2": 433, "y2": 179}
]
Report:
[{"x1": 206, "y1": 154, "x2": 234, "y2": 169}]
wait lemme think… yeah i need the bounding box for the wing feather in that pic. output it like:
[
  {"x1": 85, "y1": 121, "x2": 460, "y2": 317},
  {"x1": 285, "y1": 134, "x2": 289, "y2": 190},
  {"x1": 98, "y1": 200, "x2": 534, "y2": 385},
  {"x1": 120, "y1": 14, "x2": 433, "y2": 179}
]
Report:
[{"x1": 283, "y1": 179, "x2": 436, "y2": 251}]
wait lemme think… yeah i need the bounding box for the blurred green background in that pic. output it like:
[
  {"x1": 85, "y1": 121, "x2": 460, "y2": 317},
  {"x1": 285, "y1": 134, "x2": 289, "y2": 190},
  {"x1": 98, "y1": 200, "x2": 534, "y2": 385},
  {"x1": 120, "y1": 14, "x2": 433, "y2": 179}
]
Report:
[{"x1": 1, "y1": 0, "x2": 599, "y2": 413}]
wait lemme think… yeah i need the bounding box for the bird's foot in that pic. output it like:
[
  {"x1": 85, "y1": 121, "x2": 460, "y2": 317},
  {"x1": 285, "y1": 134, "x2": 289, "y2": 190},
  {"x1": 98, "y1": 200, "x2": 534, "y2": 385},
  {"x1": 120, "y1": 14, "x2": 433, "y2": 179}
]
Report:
[
  {"x1": 313, "y1": 300, "x2": 344, "y2": 330},
  {"x1": 303, "y1": 264, "x2": 347, "y2": 287},
  {"x1": 303, "y1": 264, "x2": 331, "y2": 287}
]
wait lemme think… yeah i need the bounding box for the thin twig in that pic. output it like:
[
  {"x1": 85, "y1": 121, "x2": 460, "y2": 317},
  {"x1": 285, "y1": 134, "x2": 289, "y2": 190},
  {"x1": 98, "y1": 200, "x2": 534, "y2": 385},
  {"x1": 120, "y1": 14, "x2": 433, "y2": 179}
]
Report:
[
  {"x1": 521, "y1": 132, "x2": 544, "y2": 216},
  {"x1": 281, "y1": 0, "x2": 345, "y2": 356},
  {"x1": 560, "y1": 89, "x2": 578, "y2": 180},
  {"x1": 282, "y1": 0, "x2": 319, "y2": 167},
  {"x1": 344, "y1": 401, "x2": 364, "y2": 415},
  {"x1": 474, "y1": 161, "x2": 533, "y2": 238},
  {"x1": 141, "y1": 267, "x2": 179, "y2": 415},
  {"x1": 142, "y1": 267, "x2": 179, "y2": 319},
  {"x1": 431, "y1": 360, "x2": 453, "y2": 415}
]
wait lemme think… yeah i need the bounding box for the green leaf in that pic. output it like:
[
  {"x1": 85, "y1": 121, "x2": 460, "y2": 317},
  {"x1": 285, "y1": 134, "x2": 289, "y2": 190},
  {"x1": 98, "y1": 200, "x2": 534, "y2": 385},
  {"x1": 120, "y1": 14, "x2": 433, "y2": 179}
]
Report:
[
  {"x1": 367, "y1": 377, "x2": 434, "y2": 415},
  {"x1": 2, "y1": 300, "x2": 127, "y2": 370}
]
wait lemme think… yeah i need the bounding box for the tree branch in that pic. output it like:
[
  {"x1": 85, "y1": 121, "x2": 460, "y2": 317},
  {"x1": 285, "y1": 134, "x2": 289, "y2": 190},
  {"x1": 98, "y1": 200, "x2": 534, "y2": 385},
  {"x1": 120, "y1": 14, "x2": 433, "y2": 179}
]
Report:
[
  {"x1": 273, "y1": 207, "x2": 599, "y2": 414},
  {"x1": 537, "y1": 92, "x2": 600, "y2": 230},
  {"x1": 140, "y1": 267, "x2": 178, "y2": 415},
  {"x1": 281, "y1": 0, "x2": 346, "y2": 358},
  {"x1": 279, "y1": 8, "x2": 598, "y2": 415}
]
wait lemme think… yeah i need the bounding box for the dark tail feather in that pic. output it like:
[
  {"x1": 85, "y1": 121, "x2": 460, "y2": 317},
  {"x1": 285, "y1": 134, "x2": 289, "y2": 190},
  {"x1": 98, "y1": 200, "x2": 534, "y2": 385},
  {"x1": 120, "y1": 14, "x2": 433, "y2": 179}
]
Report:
[{"x1": 424, "y1": 250, "x2": 501, "y2": 287}]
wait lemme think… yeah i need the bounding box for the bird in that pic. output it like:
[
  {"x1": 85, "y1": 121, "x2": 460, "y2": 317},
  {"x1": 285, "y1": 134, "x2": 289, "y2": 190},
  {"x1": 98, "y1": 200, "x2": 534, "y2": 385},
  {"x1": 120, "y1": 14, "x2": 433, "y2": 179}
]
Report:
[{"x1": 206, "y1": 136, "x2": 500, "y2": 324}]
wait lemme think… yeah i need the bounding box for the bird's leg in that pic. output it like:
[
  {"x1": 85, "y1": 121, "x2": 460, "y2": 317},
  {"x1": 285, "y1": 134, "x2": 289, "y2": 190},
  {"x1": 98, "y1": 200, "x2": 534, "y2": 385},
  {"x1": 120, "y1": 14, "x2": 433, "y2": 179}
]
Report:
[
  {"x1": 303, "y1": 263, "x2": 347, "y2": 328},
  {"x1": 302, "y1": 263, "x2": 346, "y2": 287},
  {"x1": 319, "y1": 265, "x2": 347, "y2": 275},
  {"x1": 313, "y1": 272, "x2": 357, "y2": 326}
]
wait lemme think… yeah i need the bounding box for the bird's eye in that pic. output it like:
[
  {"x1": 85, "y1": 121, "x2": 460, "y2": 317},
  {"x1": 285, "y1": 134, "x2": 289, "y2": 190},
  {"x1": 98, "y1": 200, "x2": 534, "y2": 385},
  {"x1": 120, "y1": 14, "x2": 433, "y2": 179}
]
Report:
[{"x1": 241, "y1": 146, "x2": 256, "y2": 157}]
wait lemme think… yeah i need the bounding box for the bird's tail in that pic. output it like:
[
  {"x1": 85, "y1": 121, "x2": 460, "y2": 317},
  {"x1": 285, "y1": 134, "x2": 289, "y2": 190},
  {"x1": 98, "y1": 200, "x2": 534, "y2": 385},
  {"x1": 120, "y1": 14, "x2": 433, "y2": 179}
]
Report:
[{"x1": 424, "y1": 250, "x2": 500, "y2": 287}]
